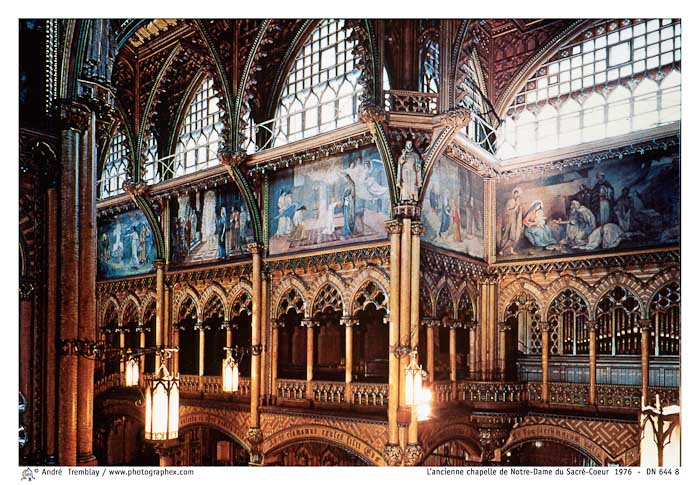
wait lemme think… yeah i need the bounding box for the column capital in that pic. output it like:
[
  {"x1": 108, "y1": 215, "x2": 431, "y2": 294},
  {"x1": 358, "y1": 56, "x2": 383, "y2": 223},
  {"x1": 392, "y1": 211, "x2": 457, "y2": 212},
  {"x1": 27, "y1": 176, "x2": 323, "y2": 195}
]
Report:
[
  {"x1": 403, "y1": 443, "x2": 424, "y2": 466},
  {"x1": 384, "y1": 219, "x2": 403, "y2": 235},
  {"x1": 536, "y1": 321, "x2": 552, "y2": 333},
  {"x1": 465, "y1": 320, "x2": 479, "y2": 331},
  {"x1": 410, "y1": 221, "x2": 425, "y2": 236},
  {"x1": 383, "y1": 443, "x2": 403, "y2": 466},
  {"x1": 55, "y1": 99, "x2": 91, "y2": 131},
  {"x1": 392, "y1": 203, "x2": 421, "y2": 220},
  {"x1": 421, "y1": 318, "x2": 441, "y2": 328},
  {"x1": 586, "y1": 320, "x2": 598, "y2": 332},
  {"x1": 340, "y1": 316, "x2": 359, "y2": 327},
  {"x1": 445, "y1": 319, "x2": 462, "y2": 330},
  {"x1": 247, "y1": 242, "x2": 265, "y2": 255},
  {"x1": 154, "y1": 259, "x2": 166, "y2": 271},
  {"x1": 218, "y1": 146, "x2": 248, "y2": 169},
  {"x1": 497, "y1": 321, "x2": 512, "y2": 332},
  {"x1": 301, "y1": 318, "x2": 318, "y2": 328},
  {"x1": 638, "y1": 318, "x2": 653, "y2": 331}
]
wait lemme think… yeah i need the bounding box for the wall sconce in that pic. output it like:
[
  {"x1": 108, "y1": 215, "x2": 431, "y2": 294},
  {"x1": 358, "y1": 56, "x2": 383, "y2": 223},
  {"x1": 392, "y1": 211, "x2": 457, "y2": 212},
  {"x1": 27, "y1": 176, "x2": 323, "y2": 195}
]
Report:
[{"x1": 124, "y1": 354, "x2": 140, "y2": 387}]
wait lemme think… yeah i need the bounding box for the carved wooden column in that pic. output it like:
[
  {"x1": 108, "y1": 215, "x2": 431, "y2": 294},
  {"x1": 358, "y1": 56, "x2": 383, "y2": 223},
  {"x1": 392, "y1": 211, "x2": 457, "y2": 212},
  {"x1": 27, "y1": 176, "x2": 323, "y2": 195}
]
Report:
[
  {"x1": 302, "y1": 318, "x2": 315, "y2": 400},
  {"x1": 468, "y1": 322, "x2": 477, "y2": 379},
  {"x1": 640, "y1": 319, "x2": 652, "y2": 406},
  {"x1": 399, "y1": 217, "x2": 412, "y2": 407},
  {"x1": 498, "y1": 322, "x2": 510, "y2": 381},
  {"x1": 384, "y1": 219, "x2": 402, "y2": 464},
  {"x1": 44, "y1": 165, "x2": 59, "y2": 464},
  {"x1": 425, "y1": 321, "x2": 435, "y2": 383},
  {"x1": 260, "y1": 273, "x2": 269, "y2": 403},
  {"x1": 56, "y1": 101, "x2": 89, "y2": 466},
  {"x1": 171, "y1": 292, "x2": 179, "y2": 377},
  {"x1": 539, "y1": 322, "x2": 551, "y2": 402},
  {"x1": 248, "y1": 242, "x2": 264, "y2": 453},
  {"x1": 270, "y1": 319, "x2": 281, "y2": 405},
  {"x1": 341, "y1": 317, "x2": 357, "y2": 403},
  {"x1": 154, "y1": 260, "x2": 165, "y2": 369},
  {"x1": 407, "y1": 222, "x2": 423, "y2": 464},
  {"x1": 449, "y1": 322, "x2": 457, "y2": 398},
  {"x1": 587, "y1": 320, "x2": 597, "y2": 405},
  {"x1": 196, "y1": 319, "x2": 205, "y2": 390}
]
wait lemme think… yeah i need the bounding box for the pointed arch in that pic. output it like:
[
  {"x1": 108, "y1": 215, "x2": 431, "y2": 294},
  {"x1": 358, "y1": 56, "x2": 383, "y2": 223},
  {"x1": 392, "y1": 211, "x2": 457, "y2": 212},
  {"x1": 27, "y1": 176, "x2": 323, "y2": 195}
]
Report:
[
  {"x1": 200, "y1": 282, "x2": 229, "y2": 322},
  {"x1": 119, "y1": 293, "x2": 142, "y2": 326},
  {"x1": 644, "y1": 266, "x2": 680, "y2": 318},
  {"x1": 498, "y1": 278, "x2": 546, "y2": 321},
  {"x1": 140, "y1": 292, "x2": 157, "y2": 325},
  {"x1": 590, "y1": 272, "x2": 646, "y2": 314},
  {"x1": 272, "y1": 275, "x2": 309, "y2": 319},
  {"x1": 543, "y1": 275, "x2": 595, "y2": 320},
  {"x1": 348, "y1": 266, "x2": 390, "y2": 315},
  {"x1": 434, "y1": 282, "x2": 458, "y2": 321},
  {"x1": 308, "y1": 271, "x2": 349, "y2": 315},
  {"x1": 100, "y1": 295, "x2": 121, "y2": 329},
  {"x1": 227, "y1": 279, "x2": 255, "y2": 318},
  {"x1": 173, "y1": 285, "x2": 202, "y2": 323}
]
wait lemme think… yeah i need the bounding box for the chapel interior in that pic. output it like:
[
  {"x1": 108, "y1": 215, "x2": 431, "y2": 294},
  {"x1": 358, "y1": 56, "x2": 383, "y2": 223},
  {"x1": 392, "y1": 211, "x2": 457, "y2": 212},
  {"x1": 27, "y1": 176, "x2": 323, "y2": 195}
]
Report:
[{"x1": 18, "y1": 18, "x2": 681, "y2": 467}]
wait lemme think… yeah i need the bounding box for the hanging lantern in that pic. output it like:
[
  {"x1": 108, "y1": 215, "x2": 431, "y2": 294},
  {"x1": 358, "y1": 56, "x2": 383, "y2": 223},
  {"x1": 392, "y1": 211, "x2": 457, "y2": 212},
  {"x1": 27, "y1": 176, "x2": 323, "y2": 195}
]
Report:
[
  {"x1": 124, "y1": 356, "x2": 140, "y2": 387},
  {"x1": 144, "y1": 363, "x2": 179, "y2": 441},
  {"x1": 405, "y1": 351, "x2": 423, "y2": 406},
  {"x1": 222, "y1": 354, "x2": 239, "y2": 393}
]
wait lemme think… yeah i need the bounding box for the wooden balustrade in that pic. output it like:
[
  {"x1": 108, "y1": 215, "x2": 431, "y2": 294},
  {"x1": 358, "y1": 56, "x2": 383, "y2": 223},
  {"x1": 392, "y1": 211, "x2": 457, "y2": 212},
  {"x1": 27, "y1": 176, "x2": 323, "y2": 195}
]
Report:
[
  {"x1": 277, "y1": 379, "x2": 307, "y2": 401},
  {"x1": 384, "y1": 90, "x2": 439, "y2": 114},
  {"x1": 350, "y1": 382, "x2": 388, "y2": 407},
  {"x1": 312, "y1": 381, "x2": 346, "y2": 404}
]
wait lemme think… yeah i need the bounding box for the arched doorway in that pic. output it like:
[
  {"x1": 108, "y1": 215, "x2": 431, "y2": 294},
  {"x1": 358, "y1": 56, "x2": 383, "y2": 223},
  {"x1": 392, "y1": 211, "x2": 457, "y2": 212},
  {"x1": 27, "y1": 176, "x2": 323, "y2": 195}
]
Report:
[
  {"x1": 503, "y1": 439, "x2": 599, "y2": 466},
  {"x1": 265, "y1": 440, "x2": 371, "y2": 466}
]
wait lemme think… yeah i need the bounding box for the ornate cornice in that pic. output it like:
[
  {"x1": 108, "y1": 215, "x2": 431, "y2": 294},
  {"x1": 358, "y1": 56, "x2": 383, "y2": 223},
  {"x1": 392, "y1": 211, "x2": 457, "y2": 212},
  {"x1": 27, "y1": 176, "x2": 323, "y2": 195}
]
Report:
[
  {"x1": 494, "y1": 248, "x2": 680, "y2": 276},
  {"x1": 266, "y1": 245, "x2": 390, "y2": 274},
  {"x1": 166, "y1": 263, "x2": 253, "y2": 286},
  {"x1": 445, "y1": 142, "x2": 499, "y2": 178},
  {"x1": 97, "y1": 276, "x2": 156, "y2": 295},
  {"x1": 420, "y1": 247, "x2": 486, "y2": 279},
  {"x1": 248, "y1": 131, "x2": 374, "y2": 176}
]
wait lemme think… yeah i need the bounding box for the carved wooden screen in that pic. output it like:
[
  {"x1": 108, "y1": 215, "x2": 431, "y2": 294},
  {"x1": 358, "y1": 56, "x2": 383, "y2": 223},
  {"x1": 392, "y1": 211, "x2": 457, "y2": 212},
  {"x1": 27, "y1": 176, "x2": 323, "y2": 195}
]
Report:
[
  {"x1": 650, "y1": 282, "x2": 680, "y2": 356},
  {"x1": 596, "y1": 286, "x2": 642, "y2": 355},
  {"x1": 505, "y1": 292, "x2": 542, "y2": 355},
  {"x1": 231, "y1": 291, "x2": 253, "y2": 317},
  {"x1": 548, "y1": 289, "x2": 589, "y2": 355}
]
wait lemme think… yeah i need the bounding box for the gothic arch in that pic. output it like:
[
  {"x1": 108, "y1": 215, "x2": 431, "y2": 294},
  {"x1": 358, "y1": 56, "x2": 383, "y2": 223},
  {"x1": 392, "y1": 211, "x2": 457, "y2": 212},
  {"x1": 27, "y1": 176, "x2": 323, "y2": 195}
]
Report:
[
  {"x1": 434, "y1": 281, "x2": 458, "y2": 320},
  {"x1": 271, "y1": 275, "x2": 309, "y2": 319},
  {"x1": 590, "y1": 272, "x2": 646, "y2": 317},
  {"x1": 309, "y1": 271, "x2": 349, "y2": 316},
  {"x1": 545, "y1": 288, "x2": 591, "y2": 322},
  {"x1": 173, "y1": 285, "x2": 202, "y2": 323},
  {"x1": 543, "y1": 276, "x2": 595, "y2": 320},
  {"x1": 493, "y1": 20, "x2": 594, "y2": 116},
  {"x1": 644, "y1": 266, "x2": 680, "y2": 318},
  {"x1": 140, "y1": 292, "x2": 157, "y2": 325},
  {"x1": 227, "y1": 280, "x2": 254, "y2": 318},
  {"x1": 455, "y1": 280, "x2": 479, "y2": 318},
  {"x1": 419, "y1": 421, "x2": 482, "y2": 461},
  {"x1": 119, "y1": 293, "x2": 142, "y2": 326},
  {"x1": 200, "y1": 282, "x2": 230, "y2": 322},
  {"x1": 348, "y1": 266, "x2": 390, "y2": 313},
  {"x1": 261, "y1": 425, "x2": 386, "y2": 466},
  {"x1": 498, "y1": 278, "x2": 546, "y2": 320},
  {"x1": 100, "y1": 295, "x2": 121, "y2": 328},
  {"x1": 502, "y1": 424, "x2": 617, "y2": 466}
]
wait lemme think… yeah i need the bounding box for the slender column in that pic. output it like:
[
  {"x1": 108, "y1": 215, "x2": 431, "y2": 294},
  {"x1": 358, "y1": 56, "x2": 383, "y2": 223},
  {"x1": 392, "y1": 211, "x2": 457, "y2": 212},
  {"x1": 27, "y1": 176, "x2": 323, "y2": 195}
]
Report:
[
  {"x1": 56, "y1": 105, "x2": 86, "y2": 466},
  {"x1": 449, "y1": 323, "x2": 457, "y2": 398},
  {"x1": 76, "y1": 110, "x2": 97, "y2": 465},
  {"x1": 198, "y1": 322, "x2": 205, "y2": 391},
  {"x1": 468, "y1": 323, "x2": 477, "y2": 379},
  {"x1": 139, "y1": 331, "x2": 146, "y2": 377},
  {"x1": 154, "y1": 260, "x2": 165, "y2": 369},
  {"x1": 426, "y1": 323, "x2": 435, "y2": 383},
  {"x1": 44, "y1": 182, "x2": 58, "y2": 464},
  {"x1": 271, "y1": 320, "x2": 280, "y2": 404},
  {"x1": 19, "y1": 295, "x2": 33, "y2": 460},
  {"x1": 498, "y1": 322, "x2": 510, "y2": 381},
  {"x1": 342, "y1": 317, "x2": 356, "y2": 403},
  {"x1": 587, "y1": 320, "x2": 597, "y2": 405},
  {"x1": 249, "y1": 243, "x2": 263, "y2": 429},
  {"x1": 488, "y1": 281, "x2": 497, "y2": 377},
  {"x1": 385, "y1": 220, "x2": 402, "y2": 448},
  {"x1": 539, "y1": 322, "x2": 550, "y2": 402},
  {"x1": 172, "y1": 327, "x2": 180, "y2": 377},
  {"x1": 399, "y1": 218, "x2": 412, "y2": 407},
  {"x1": 407, "y1": 222, "x2": 423, "y2": 460},
  {"x1": 303, "y1": 319, "x2": 315, "y2": 400},
  {"x1": 260, "y1": 274, "x2": 269, "y2": 402},
  {"x1": 640, "y1": 319, "x2": 652, "y2": 407}
]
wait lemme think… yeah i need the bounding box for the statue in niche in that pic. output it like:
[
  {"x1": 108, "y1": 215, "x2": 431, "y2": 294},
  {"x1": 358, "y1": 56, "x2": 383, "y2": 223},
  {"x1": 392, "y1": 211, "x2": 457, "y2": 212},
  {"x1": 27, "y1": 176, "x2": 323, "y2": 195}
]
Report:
[{"x1": 397, "y1": 140, "x2": 423, "y2": 203}]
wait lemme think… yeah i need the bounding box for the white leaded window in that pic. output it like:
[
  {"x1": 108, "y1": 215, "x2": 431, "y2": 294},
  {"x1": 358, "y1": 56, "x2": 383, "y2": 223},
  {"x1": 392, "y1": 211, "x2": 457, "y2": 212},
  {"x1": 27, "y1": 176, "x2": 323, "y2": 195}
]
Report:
[
  {"x1": 266, "y1": 19, "x2": 364, "y2": 148},
  {"x1": 173, "y1": 77, "x2": 223, "y2": 176},
  {"x1": 99, "y1": 132, "x2": 130, "y2": 199},
  {"x1": 497, "y1": 19, "x2": 681, "y2": 159},
  {"x1": 142, "y1": 131, "x2": 160, "y2": 185},
  {"x1": 419, "y1": 36, "x2": 439, "y2": 94}
]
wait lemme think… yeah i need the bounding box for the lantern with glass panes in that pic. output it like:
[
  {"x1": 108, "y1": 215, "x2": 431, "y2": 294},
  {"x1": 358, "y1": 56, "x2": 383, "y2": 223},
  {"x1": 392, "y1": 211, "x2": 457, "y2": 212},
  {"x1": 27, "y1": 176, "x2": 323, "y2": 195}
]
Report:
[{"x1": 221, "y1": 345, "x2": 261, "y2": 393}]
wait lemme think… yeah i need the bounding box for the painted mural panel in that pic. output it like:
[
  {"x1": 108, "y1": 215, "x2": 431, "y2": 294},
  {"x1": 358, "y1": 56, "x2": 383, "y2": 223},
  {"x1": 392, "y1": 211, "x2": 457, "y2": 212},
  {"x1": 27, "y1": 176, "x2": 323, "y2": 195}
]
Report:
[
  {"x1": 98, "y1": 210, "x2": 156, "y2": 279},
  {"x1": 169, "y1": 184, "x2": 254, "y2": 266},
  {"x1": 496, "y1": 150, "x2": 680, "y2": 261},
  {"x1": 421, "y1": 156, "x2": 485, "y2": 259},
  {"x1": 268, "y1": 145, "x2": 390, "y2": 255}
]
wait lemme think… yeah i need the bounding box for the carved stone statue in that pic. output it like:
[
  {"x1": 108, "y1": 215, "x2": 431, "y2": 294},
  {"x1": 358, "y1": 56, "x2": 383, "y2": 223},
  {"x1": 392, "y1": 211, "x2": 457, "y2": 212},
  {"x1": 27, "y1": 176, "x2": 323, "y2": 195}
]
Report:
[{"x1": 397, "y1": 140, "x2": 423, "y2": 203}]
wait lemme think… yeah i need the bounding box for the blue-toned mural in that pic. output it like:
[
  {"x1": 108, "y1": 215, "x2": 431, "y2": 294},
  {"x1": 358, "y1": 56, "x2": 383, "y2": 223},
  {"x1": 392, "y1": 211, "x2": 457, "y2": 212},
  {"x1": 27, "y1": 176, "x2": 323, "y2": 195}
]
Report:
[
  {"x1": 98, "y1": 210, "x2": 156, "y2": 279},
  {"x1": 496, "y1": 149, "x2": 680, "y2": 261},
  {"x1": 169, "y1": 184, "x2": 254, "y2": 266},
  {"x1": 268, "y1": 145, "x2": 390, "y2": 255},
  {"x1": 421, "y1": 156, "x2": 485, "y2": 259}
]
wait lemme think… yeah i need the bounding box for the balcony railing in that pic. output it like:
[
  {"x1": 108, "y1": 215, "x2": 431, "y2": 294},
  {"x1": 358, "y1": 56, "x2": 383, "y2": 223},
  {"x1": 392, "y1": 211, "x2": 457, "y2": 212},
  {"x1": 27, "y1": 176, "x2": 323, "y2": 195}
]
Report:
[
  {"x1": 384, "y1": 90, "x2": 439, "y2": 115},
  {"x1": 277, "y1": 379, "x2": 307, "y2": 401},
  {"x1": 350, "y1": 382, "x2": 388, "y2": 407}
]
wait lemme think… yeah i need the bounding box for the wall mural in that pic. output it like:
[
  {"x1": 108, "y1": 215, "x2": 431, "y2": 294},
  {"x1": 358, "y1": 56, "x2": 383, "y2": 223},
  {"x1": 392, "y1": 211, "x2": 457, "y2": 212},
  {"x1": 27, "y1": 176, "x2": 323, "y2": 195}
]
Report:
[
  {"x1": 268, "y1": 145, "x2": 390, "y2": 255},
  {"x1": 98, "y1": 210, "x2": 156, "y2": 279},
  {"x1": 421, "y1": 156, "x2": 485, "y2": 259},
  {"x1": 169, "y1": 185, "x2": 254, "y2": 266},
  {"x1": 496, "y1": 150, "x2": 680, "y2": 261}
]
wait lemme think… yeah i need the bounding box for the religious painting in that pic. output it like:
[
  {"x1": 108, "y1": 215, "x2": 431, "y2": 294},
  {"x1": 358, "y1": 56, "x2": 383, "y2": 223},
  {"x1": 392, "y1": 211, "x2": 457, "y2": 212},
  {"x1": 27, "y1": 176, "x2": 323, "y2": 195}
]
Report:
[
  {"x1": 98, "y1": 210, "x2": 156, "y2": 279},
  {"x1": 421, "y1": 156, "x2": 485, "y2": 259},
  {"x1": 169, "y1": 184, "x2": 254, "y2": 266},
  {"x1": 268, "y1": 145, "x2": 390, "y2": 255},
  {"x1": 495, "y1": 149, "x2": 680, "y2": 261}
]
